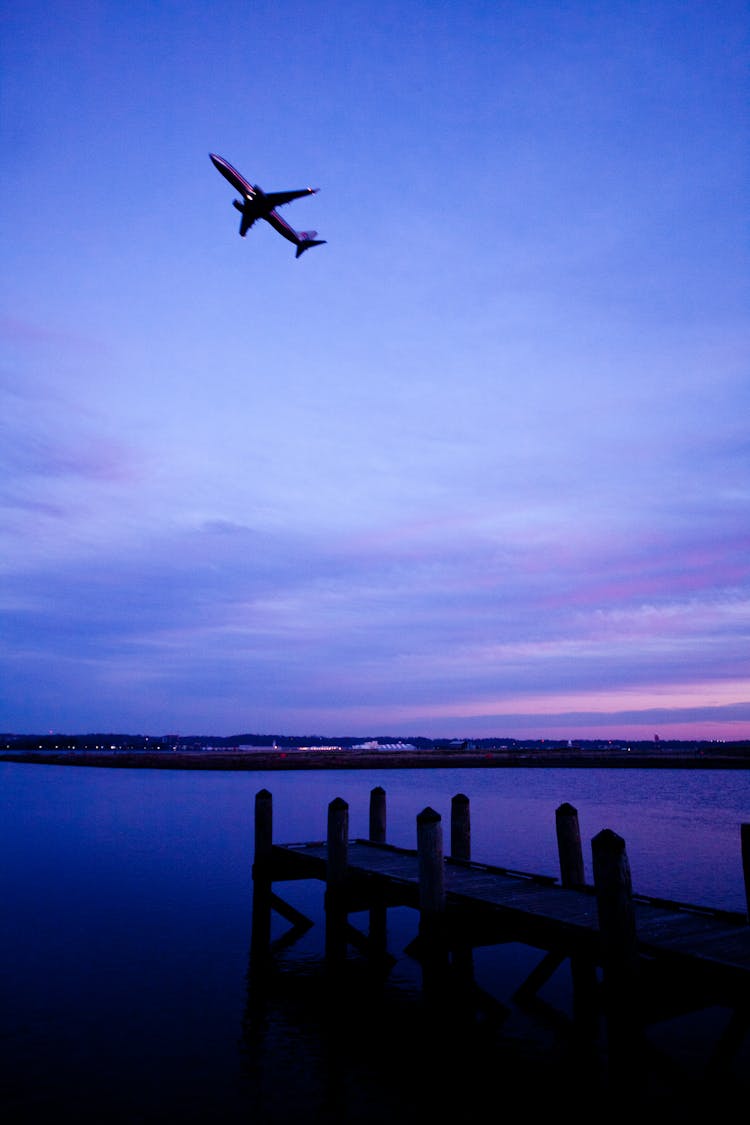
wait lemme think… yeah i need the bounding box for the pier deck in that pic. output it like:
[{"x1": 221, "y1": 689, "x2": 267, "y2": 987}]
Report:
[
  {"x1": 269, "y1": 838, "x2": 750, "y2": 995},
  {"x1": 251, "y1": 788, "x2": 750, "y2": 1084}
]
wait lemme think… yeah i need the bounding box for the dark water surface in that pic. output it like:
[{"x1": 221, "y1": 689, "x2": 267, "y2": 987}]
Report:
[{"x1": 2, "y1": 763, "x2": 749, "y2": 1121}]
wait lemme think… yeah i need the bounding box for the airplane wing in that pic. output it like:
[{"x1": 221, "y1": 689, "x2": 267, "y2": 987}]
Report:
[
  {"x1": 263, "y1": 188, "x2": 319, "y2": 209},
  {"x1": 232, "y1": 199, "x2": 257, "y2": 237},
  {"x1": 210, "y1": 153, "x2": 255, "y2": 198}
]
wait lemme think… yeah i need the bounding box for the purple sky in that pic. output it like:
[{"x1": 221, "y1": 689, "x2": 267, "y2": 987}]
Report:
[{"x1": 2, "y1": 1, "x2": 748, "y2": 740}]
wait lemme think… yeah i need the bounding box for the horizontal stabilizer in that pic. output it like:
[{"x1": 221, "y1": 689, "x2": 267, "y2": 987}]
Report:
[{"x1": 295, "y1": 237, "x2": 326, "y2": 258}]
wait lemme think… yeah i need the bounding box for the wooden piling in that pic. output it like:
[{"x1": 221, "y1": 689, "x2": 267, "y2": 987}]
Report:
[
  {"x1": 367, "y1": 787, "x2": 388, "y2": 954},
  {"x1": 556, "y1": 804, "x2": 598, "y2": 1034},
  {"x1": 369, "y1": 786, "x2": 386, "y2": 844},
  {"x1": 446, "y1": 783, "x2": 475, "y2": 1003},
  {"x1": 251, "y1": 789, "x2": 273, "y2": 962},
  {"x1": 556, "y1": 802, "x2": 585, "y2": 887},
  {"x1": 417, "y1": 807, "x2": 445, "y2": 918},
  {"x1": 592, "y1": 828, "x2": 640, "y2": 1069},
  {"x1": 450, "y1": 793, "x2": 471, "y2": 861},
  {"x1": 325, "y1": 797, "x2": 349, "y2": 964},
  {"x1": 592, "y1": 829, "x2": 637, "y2": 981},
  {"x1": 327, "y1": 797, "x2": 349, "y2": 890},
  {"x1": 742, "y1": 824, "x2": 750, "y2": 923},
  {"x1": 417, "y1": 807, "x2": 447, "y2": 1001},
  {"x1": 253, "y1": 788, "x2": 273, "y2": 872}
]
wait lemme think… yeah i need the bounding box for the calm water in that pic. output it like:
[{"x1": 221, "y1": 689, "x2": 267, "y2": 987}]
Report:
[{"x1": 2, "y1": 762, "x2": 749, "y2": 1121}]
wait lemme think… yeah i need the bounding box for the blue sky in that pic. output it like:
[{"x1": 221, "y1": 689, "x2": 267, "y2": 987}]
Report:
[{"x1": 2, "y1": 1, "x2": 748, "y2": 740}]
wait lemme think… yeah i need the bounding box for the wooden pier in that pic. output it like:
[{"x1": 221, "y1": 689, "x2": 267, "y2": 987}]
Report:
[{"x1": 250, "y1": 788, "x2": 750, "y2": 1089}]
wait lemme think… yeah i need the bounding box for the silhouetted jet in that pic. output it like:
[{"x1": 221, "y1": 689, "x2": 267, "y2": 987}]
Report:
[{"x1": 210, "y1": 153, "x2": 326, "y2": 258}]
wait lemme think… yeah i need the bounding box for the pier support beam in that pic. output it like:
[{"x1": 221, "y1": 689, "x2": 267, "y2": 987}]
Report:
[
  {"x1": 250, "y1": 789, "x2": 273, "y2": 964},
  {"x1": 325, "y1": 797, "x2": 349, "y2": 964},
  {"x1": 449, "y1": 796, "x2": 472, "y2": 990},
  {"x1": 417, "y1": 807, "x2": 445, "y2": 921},
  {"x1": 327, "y1": 797, "x2": 349, "y2": 888},
  {"x1": 253, "y1": 789, "x2": 273, "y2": 867},
  {"x1": 417, "y1": 807, "x2": 448, "y2": 1000},
  {"x1": 592, "y1": 830, "x2": 637, "y2": 985},
  {"x1": 369, "y1": 786, "x2": 386, "y2": 844},
  {"x1": 742, "y1": 824, "x2": 750, "y2": 924},
  {"x1": 368, "y1": 787, "x2": 388, "y2": 959},
  {"x1": 449, "y1": 795, "x2": 475, "y2": 990},
  {"x1": 556, "y1": 803, "x2": 585, "y2": 887},
  {"x1": 592, "y1": 829, "x2": 640, "y2": 1073},
  {"x1": 450, "y1": 793, "x2": 471, "y2": 861},
  {"x1": 556, "y1": 803, "x2": 598, "y2": 1033}
]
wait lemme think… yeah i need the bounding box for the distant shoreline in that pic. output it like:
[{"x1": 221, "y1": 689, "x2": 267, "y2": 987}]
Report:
[{"x1": 2, "y1": 749, "x2": 749, "y2": 770}]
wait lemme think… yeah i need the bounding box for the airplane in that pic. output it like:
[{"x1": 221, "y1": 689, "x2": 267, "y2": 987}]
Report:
[{"x1": 209, "y1": 153, "x2": 326, "y2": 258}]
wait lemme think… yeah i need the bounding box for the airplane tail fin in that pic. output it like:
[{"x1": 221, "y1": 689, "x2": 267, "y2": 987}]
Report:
[{"x1": 295, "y1": 232, "x2": 326, "y2": 258}]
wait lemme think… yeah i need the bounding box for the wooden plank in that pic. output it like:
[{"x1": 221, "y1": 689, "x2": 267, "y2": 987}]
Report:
[
  {"x1": 635, "y1": 908, "x2": 747, "y2": 943},
  {"x1": 447, "y1": 879, "x2": 599, "y2": 924},
  {"x1": 656, "y1": 926, "x2": 750, "y2": 965}
]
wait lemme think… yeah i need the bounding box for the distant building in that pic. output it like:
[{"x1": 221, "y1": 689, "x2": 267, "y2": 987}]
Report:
[{"x1": 352, "y1": 740, "x2": 417, "y2": 751}]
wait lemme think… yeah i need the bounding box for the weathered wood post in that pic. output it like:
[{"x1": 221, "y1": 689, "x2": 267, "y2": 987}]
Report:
[
  {"x1": 253, "y1": 789, "x2": 273, "y2": 868},
  {"x1": 448, "y1": 793, "x2": 476, "y2": 994},
  {"x1": 556, "y1": 802, "x2": 585, "y2": 887},
  {"x1": 418, "y1": 807, "x2": 445, "y2": 921},
  {"x1": 556, "y1": 803, "x2": 597, "y2": 1034},
  {"x1": 417, "y1": 807, "x2": 448, "y2": 1001},
  {"x1": 369, "y1": 786, "x2": 386, "y2": 844},
  {"x1": 368, "y1": 787, "x2": 388, "y2": 957},
  {"x1": 450, "y1": 793, "x2": 471, "y2": 861},
  {"x1": 327, "y1": 796, "x2": 349, "y2": 888},
  {"x1": 325, "y1": 797, "x2": 349, "y2": 963},
  {"x1": 250, "y1": 789, "x2": 273, "y2": 962},
  {"x1": 592, "y1": 828, "x2": 640, "y2": 1072},
  {"x1": 742, "y1": 824, "x2": 750, "y2": 923}
]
